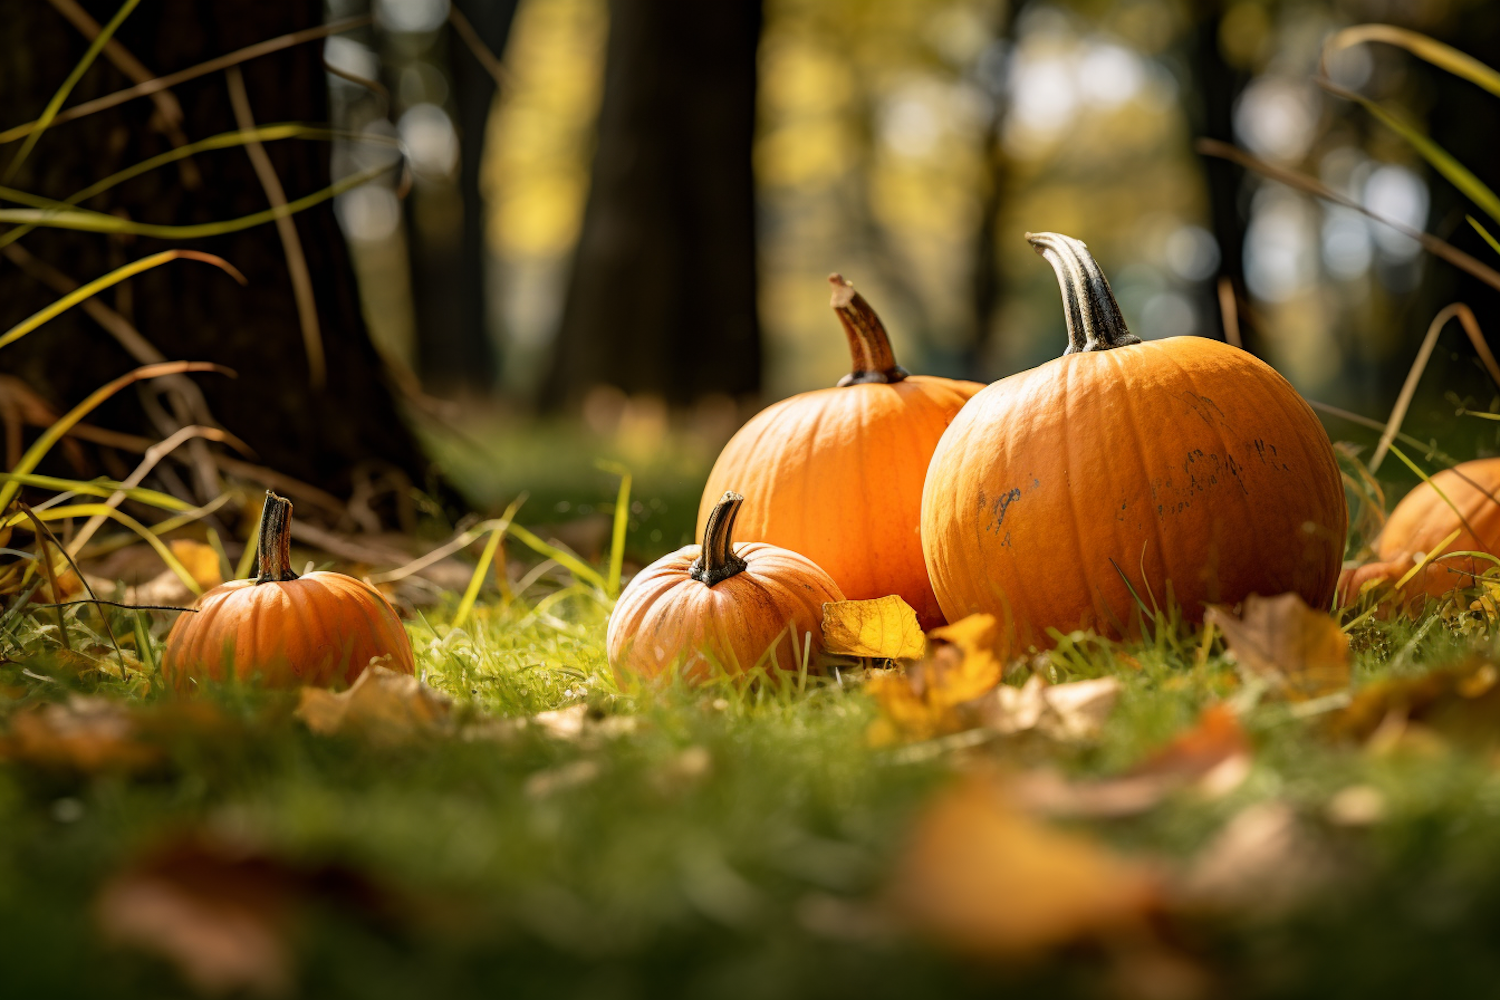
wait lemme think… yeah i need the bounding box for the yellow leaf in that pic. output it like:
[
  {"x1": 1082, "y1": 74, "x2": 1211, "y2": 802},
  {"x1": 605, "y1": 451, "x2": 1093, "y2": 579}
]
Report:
[
  {"x1": 169, "y1": 539, "x2": 224, "y2": 590},
  {"x1": 295, "y1": 666, "x2": 452, "y2": 745},
  {"x1": 1205, "y1": 594, "x2": 1350, "y2": 701},
  {"x1": 866, "y1": 614, "x2": 1006, "y2": 745},
  {"x1": 821, "y1": 595, "x2": 925, "y2": 660},
  {"x1": 889, "y1": 773, "x2": 1158, "y2": 956}
]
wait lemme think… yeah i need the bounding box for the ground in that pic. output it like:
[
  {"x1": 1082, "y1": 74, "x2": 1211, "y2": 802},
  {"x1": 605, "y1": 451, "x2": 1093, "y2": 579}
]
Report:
[{"x1": 3, "y1": 424, "x2": 1500, "y2": 999}]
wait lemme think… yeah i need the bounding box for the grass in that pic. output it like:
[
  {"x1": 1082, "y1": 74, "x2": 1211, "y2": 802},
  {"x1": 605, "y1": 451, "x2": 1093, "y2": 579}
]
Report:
[{"x1": 5, "y1": 429, "x2": 1500, "y2": 999}]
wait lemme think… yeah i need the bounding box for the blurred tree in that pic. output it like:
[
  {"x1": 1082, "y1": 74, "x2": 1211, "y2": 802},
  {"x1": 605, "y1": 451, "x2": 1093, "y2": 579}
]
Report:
[
  {"x1": 542, "y1": 0, "x2": 764, "y2": 408},
  {"x1": 1185, "y1": 0, "x2": 1251, "y2": 353},
  {"x1": 0, "y1": 0, "x2": 430, "y2": 514},
  {"x1": 378, "y1": 0, "x2": 519, "y2": 394}
]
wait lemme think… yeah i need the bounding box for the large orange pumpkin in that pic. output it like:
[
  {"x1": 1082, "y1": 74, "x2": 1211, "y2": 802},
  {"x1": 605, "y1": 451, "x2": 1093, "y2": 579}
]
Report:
[
  {"x1": 162, "y1": 492, "x2": 415, "y2": 691},
  {"x1": 1338, "y1": 457, "x2": 1500, "y2": 610},
  {"x1": 609, "y1": 491, "x2": 845, "y2": 680},
  {"x1": 920, "y1": 232, "x2": 1347, "y2": 652},
  {"x1": 698, "y1": 276, "x2": 982, "y2": 629}
]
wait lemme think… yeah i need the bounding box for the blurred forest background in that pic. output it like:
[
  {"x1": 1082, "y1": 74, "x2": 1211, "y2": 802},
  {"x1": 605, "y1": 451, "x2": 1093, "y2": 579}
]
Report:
[{"x1": 4, "y1": 0, "x2": 1500, "y2": 552}]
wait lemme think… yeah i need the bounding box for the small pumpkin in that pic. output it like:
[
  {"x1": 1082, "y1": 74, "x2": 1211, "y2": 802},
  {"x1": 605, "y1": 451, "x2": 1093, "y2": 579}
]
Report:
[
  {"x1": 162, "y1": 492, "x2": 415, "y2": 691},
  {"x1": 608, "y1": 491, "x2": 845, "y2": 680},
  {"x1": 698, "y1": 277, "x2": 982, "y2": 629},
  {"x1": 921, "y1": 233, "x2": 1347, "y2": 650},
  {"x1": 1338, "y1": 457, "x2": 1500, "y2": 609}
]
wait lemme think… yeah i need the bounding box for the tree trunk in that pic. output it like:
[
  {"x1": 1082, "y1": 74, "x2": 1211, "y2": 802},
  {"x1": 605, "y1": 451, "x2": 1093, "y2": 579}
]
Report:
[
  {"x1": 542, "y1": 0, "x2": 763, "y2": 409},
  {"x1": 0, "y1": 0, "x2": 429, "y2": 513},
  {"x1": 1185, "y1": 1, "x2": 1252, "y2": 352},
  {"x1": 382, "y1": 2, "x2": 519, "y2": 393}
]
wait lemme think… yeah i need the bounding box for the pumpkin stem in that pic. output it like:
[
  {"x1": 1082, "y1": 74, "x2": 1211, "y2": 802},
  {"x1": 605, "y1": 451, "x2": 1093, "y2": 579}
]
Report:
[
  {"x1": 254, "y1": 491, "x2": 300, "y2": 584},
  {"x1": 829, "y1": 274, "x2": 909, "y2": 386},
  {"x1": 1025, "y1": 232, "x2": 1141, "y2": 354},
  {"x1": 691, "y1": 491, "x2": 749, "y2": 587}
]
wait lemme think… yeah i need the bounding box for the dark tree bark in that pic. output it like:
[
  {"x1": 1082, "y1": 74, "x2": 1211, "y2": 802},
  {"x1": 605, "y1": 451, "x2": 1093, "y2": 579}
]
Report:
[
  {"x1": 0, "y1": 0, "x2": 429, "y2": 510},
  {"x1": 542, "y1": 0, "x2": 763, "y2": 408},
  {"x1": 1185, "y1": 1, "x2": 1253, "y2": 352}
]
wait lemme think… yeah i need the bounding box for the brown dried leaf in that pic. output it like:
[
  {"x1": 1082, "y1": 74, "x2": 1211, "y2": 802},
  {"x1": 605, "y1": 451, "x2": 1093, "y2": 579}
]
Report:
[
  {"x1": 1327, "y1": 659, "x2": 1500, "y2": 751},
  {"x1": 822, "y1": 596, "x2": 925, "y2": 660},
  {"x1": 1206, "y1": 594, "x2": 1350, "y2": 700},
  {"x1": 295, "y1": 666, "x2": 451, "y2": 745},
  {"x1": 889, "y1": 774, "x2": 1158, "y2": 956},
  {"x1": 1013, "y1": 704, "x2": 1252, "y2": 820},
  {"x1": 974, "y1": 674, "x2": 1122, "y2": 740},
  {"x1": 3, "y1": 696, "x2": 163, "y2": 772},
  {"x1": 1175, "y1": 801, "x2": 1341, "y2": 916},
  {"x1": 95, "y1": 832, "x2": 399, "y2": 997}
]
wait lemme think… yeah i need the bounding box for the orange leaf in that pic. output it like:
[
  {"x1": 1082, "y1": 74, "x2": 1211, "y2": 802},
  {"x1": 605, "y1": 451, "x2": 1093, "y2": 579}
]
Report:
[{"x1": 889, "y1": 774, "x2": 1158, "y2": 956}]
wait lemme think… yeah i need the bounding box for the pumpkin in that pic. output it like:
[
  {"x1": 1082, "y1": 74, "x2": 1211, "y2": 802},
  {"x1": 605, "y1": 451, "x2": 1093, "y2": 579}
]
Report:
[
  {"x1": 1338, "y1": 457, "x2": 1500, "y2": 610},
  {"x1": 162, "y1": 492, "x2": 415, "y2": 691},
  {"x1": 697, "y1": 276, "x2": 982, "y2": 629},
  {"x1": 609, "y1": 491, "x2": 845, "y2": 680},
  {"x1": 920, "y1": 232, "x2": 1347, "y2": 652}
]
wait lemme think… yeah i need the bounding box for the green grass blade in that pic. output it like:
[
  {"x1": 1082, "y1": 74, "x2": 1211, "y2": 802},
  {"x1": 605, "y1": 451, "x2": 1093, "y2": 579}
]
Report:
[
  {"x1": 2, "y1": 0, "x2": 143, "y2": 183},
  {"x1": 2, "y1": 503, "x2": 200, "y2": 596},
  {"x1": 453, "y1": 523, "x2": 508, "y2": 630},
  {"x1": 507, "y1": 524, "x2": 608, "y2": 592},
  {"x1": 0, "y1": 251, "x2": 246, "y2": 351},
  {"x1": 1471, "y1": 216, "x2": 1500, "y2": 257},
  {"x1": 0, "y1": 162, "x2": 396, "y2": 239},
  {"x1": 0, "y1": 124, "x2": 362, "y2": 252},
  {"x1": 0, "y1": 472, "x2": 190, "y2": 511},
  {"x1": 1324, "y1": 82, "x2": 1500, "y2": 225},
  {"x1": 0, "y1": 362, "x2": 228, "y2": 514},
  {"x1": 1387, "y1": 444, "x2": 1481, "y2": 546},
  {"x1": 596, "y1": 460, "x2": 632, "y2": 597},
  {"x1": 1325, "y1": 24, "x2": 1500, "y2": 99}
]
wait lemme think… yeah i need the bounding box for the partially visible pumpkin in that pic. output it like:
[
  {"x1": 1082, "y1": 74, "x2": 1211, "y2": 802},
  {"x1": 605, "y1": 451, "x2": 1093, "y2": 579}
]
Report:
[
  {"x1": 698, "y1": 277, "x2": 982, "y2": 629},
  {"x1": 921, "y1": 232, "x2": 1347, "y2": 653},
  {"x1": 162, "y1": 492, "x2": 415, "y2": 691},
  {"x1": 1338, "y1": 457, "x2": 1500, "y2": 610},
  {"x1": 609, "y1": 491, "x2": 845, "y2": 680}
]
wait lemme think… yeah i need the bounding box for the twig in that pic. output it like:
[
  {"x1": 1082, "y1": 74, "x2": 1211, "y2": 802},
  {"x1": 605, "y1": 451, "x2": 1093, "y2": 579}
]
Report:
[
  {"x1": 32, "y1": 599, "x2": 198, "y2": 613},
  {"x1": 1371, "y1": 304, "x2": 1481, "y2": 473},
  {"x1": 1197, "y1": 138, "x2": 1500, "y2": 294},
  {"x1": 447, "y1": 4, "x2": 514, "y2": 91},
  {"x1": 18, "y1": 505, "x2": 70, "y2": 650},
  {"x1": 18, "y1": 503, "x2": 126, "y2": 670},
  {"x1": 66, "y1": 425, "x2": 235, "y2": 557},
  {"x1": 224, "y1": 66, "x2": 325, "y2": 388},
  {"x1": 1216, "y1": 277, "x2": 1242, "y2": 348},
  {"x1": 0, "y1": 16, "x2": 373, "y2": 144},
  {"x1": 45, "y1": 0, "x2": 200, "y2": 186}
]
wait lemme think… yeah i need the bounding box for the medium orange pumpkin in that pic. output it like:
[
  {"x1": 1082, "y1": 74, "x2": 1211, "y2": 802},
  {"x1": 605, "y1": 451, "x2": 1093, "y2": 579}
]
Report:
[
  {"x1": 609, "y1": 491, "x2": 845, "y2": 680},
  {"x1": 698, "y1": 277, "x2": 982, "y2": 629},
  {"x1": 921, "y1": 233, "x2": 1347, "y2": 652},
  {"x1": 162, "y1": 492, "x2": 415, "y2": 691},
  {"x1": 1338, "y1": 457, "x2": 1500, "y2": 609}
]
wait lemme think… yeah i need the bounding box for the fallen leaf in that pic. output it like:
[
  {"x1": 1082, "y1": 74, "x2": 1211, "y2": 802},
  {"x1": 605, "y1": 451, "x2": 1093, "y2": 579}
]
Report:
[
  {"x1": 1327, "y1": 658, "x2": 1500, "y2": 752},
  {"x1": 169, "y1": 539, "x2": 224, "y2": 590},
  {"x1": 888, "y1": 773, "x2": 1158, "y2": 956},
  {"x1": 1012, "y1": 704, "x2": 1251, "y2": 820},
  {"x1": 524, "y1": 759, "x2": 602, "y2": 799},
  {"x1": 1206, "y1": 594, "x2": 1349, "y2": 700},
  {"x1": 295, "y1": 666, "x2": 452, "y2": 745},
  {"x1": 822, "y1": 596, "x2": 925, "y2": 660},
  {"x1": 974, "y1": 674, "x2": 1122, "y2": 741},
  {"x1": 1175, "y1": 801, "x2": 1340, "y2": 916},
  {"x1": 867, "y1": 615, "x2": 1004, "y2": 745},
  {"x1": 96, "y1": 832, "x2": 399, "y2": 997},
  {"x1": 3, "y1": 696, "x2": 162, "y2": 773}
]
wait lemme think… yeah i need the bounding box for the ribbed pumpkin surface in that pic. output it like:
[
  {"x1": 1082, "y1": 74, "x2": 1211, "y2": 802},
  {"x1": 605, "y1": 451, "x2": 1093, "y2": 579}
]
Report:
[{"x1": 162, "y1": 572, "x2": 415, "y2": 691}]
